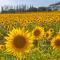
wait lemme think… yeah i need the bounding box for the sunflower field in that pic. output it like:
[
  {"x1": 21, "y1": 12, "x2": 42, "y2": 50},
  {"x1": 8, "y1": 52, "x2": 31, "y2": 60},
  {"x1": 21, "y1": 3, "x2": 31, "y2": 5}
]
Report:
[{"x1": 0, "y1": 11, "x2": 60, "y2": 60}]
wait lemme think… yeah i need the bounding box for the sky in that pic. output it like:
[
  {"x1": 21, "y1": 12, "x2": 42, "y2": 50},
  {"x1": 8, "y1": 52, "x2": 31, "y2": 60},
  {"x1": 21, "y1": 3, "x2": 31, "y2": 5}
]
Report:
[{"x1": 0, "y1": 0, "x2": 60, "y2": 11}]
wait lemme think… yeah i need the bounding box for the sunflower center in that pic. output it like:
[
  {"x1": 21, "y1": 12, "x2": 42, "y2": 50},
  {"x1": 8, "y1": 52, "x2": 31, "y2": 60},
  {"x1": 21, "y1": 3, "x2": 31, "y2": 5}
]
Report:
[
  {"x1": 34, "y1": 29, "x2": 40, "y2": 36},
  {"x1": 13, "y1": 35, "x2": 26, "y2": 49},
  {"x1": 55, "y1": 39, "x2": 60, "y2": 47},
  {"x1": 46, "y1": 33, "x2": 49, "y2": 37}
]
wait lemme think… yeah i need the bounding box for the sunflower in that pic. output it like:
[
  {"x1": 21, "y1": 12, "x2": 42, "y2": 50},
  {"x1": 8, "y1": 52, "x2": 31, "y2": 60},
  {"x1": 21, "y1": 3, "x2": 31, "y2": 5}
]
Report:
[
  {"x1": 5, "y1": 28, "x2": 33, "y2": 57},
  {"x1": 51, "y1": 35, "x2": 60, "y2": 50},
  {"x1": 45, "y1": 31, "x2": 52, "y2": 39},
  {"x1": 0, "y1": 45, "x2": 5, "y2": 51},
  {"x1": 45, "y1": 28, "x2": 54, "y2": 39},
  {"x1": 32, "y1": 26, "x2": 44, "y2": 39},
  {"x1": 48, "y1": 28, "x2": 54, "y2": 32}
]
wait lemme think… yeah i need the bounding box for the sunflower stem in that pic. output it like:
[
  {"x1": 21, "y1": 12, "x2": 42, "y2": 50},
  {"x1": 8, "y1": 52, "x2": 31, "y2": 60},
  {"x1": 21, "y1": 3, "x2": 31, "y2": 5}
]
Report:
[
  {"x1": 16, "y1": 57, "x2": 19, "y2": 60},
  {"x1": 16, "y1": 56, "x2": 19, "y2": 60}
]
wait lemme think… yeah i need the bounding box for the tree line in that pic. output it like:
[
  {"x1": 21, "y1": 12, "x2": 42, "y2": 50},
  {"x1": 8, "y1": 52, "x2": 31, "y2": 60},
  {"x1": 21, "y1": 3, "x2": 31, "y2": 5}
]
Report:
[{"x1": 1, "y1": 5, "x2": 52, "y2": 13}]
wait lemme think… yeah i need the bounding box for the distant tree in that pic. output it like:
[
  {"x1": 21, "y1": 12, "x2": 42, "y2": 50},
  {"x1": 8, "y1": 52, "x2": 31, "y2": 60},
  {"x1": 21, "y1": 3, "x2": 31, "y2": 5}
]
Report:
[
  {"x1": 38, "y1": 7, "x2": 48, "y2": 11},
  {"x1": 8, "y1": 9, "x2": 15, "y2": 13},
  {"x1": 22, "y1": 5, "x2": 26, "y2": 12},
  {"x1": 28, "y1": 6, "x2": 37, "y2": 12},
  {"x1": 1, "y1": 7, "x2": 4, "y2": 13},
  {"x1": 16, "y1": 5, "x2": 19, "y2": 12}
]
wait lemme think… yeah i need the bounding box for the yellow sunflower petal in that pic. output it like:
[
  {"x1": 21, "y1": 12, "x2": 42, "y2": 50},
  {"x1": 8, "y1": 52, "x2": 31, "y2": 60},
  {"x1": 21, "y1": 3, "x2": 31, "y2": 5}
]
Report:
[{"x1": 5, "y1": 28, "x2": 34, "y2": 57}]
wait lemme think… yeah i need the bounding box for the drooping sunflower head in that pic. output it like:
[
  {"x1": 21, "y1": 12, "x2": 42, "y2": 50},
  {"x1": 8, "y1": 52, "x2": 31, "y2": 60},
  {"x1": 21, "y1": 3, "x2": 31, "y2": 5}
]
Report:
[
  {"x1": 51, "y1": 35, "x2": 60, "y2": 51},
  {"x1": 5, "y1": 28, "x2": 33, "y2": 57},
  {"x1": 32, "y1": 26, "x2": 44, "y2": 39}
]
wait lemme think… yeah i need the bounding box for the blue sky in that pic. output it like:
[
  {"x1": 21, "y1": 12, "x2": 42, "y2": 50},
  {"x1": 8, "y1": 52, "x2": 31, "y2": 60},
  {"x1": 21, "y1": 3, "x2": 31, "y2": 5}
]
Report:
[
  {"x1": 0, "y1": 0, "x2": 60, "y2": 7},
  {"x1": 0, "y1": 0, "x2": 60, "y2": 8}
]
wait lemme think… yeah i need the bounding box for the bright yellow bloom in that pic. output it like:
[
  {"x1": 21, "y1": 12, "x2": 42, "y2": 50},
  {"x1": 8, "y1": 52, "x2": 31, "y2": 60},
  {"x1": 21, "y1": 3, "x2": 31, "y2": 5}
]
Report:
[
  {"x1": 45, "y1": 28, "x2": 54, "y2": 39},
  {"x1": 48, "y1": 28, "x2": 54, "y2": 33},
  {"x1": 0, "y1": 45, "x2": 5, "y2": 51},
  {"x1": 51, "y1": 35, "x2": 60, "y2": 50},
  {"x1": 5, "y1": 28, "x2": 33, "y2": 57},
  {"x1": 32, "y1": 26, "x2": 44, "y2": 39},
  {"x1": 51, "y1": 30, "x2": 60, "y2": 50}
]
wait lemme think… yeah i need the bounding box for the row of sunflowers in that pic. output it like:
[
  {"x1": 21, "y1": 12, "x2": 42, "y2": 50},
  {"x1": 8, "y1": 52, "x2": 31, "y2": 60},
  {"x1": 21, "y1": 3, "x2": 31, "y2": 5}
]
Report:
[{"x1": 0, "y1": 11, "x2": 60, "y2": 60}]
